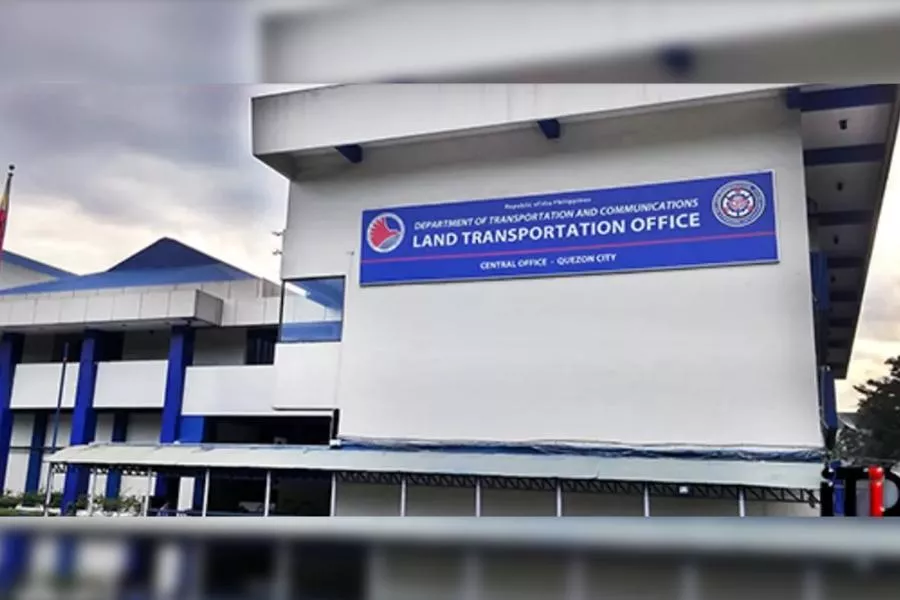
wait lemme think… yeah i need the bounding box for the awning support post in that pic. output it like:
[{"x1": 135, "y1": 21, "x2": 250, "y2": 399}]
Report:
[
  {"x1": 556, "y1": 481, "x2": 563, "y2": 517},
  {"x1": 42, "y1": 467, "x2": 55, "y2": 516},
  {"x1": 88, "y1": 470, "x2": 98, "y2": 516},
  {"x1": 475, "y1": 479, "x2": 482, "y2": 517},
  {"x1": 643, "y1": 484, "x2": 651, "y2": 517},
  {"x1": 142, "y1": 471, "x2": 153, "y2": 516},
  {"x1": 263, "y1": 470, "x2": 272, "y2": 517},
  {"x1": 738, "y1": 488, "x2": 746, "y2": 517},
  {"x1": 329, "y1": 473, "x2": 337, "y2": 516},
  {"x1": 399, "y1": 475, "x2": 408, "y2": 517},
  {"x1": 201, "y1": 469, "x2": 210, "y2": 517}
]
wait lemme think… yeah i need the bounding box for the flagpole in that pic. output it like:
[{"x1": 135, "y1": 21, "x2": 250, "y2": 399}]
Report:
[{"x1": 0, "y1": 164, "x2": 15, "y2": 269}]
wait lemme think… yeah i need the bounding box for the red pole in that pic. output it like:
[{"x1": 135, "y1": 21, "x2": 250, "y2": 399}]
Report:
[{"x1": 868, "y1": 466, "x2": 884, "y2": 517}]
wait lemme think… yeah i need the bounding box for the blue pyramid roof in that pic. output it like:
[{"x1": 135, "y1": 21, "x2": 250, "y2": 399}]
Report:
[{"x1": 0, "y1": 238, "x2": 256, "y2": 296}]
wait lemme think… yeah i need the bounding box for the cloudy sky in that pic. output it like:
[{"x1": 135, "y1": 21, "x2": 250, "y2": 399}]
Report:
[{"x1": 0, "y1": 1, "x2": 896, "y2": 410}]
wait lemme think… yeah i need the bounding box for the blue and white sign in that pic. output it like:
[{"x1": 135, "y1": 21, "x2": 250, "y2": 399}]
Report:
[{"x1": 360, "y1": 171, "x2": 778, "y2": 286}]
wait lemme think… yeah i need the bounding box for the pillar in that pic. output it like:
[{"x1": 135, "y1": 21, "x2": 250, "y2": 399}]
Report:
[
  {"x1": 104, "y1": 411, "x2": 128, "y2": 499},
  {"x1": 0, "y1": 333, "x2": 23, "y2": 488},
  {"x1": 0, "y1": 334, "x2": 25, "y2": 588},
  {"x1": 24, "y1": 411, "x2": 48, "y2": 493},
  {"x1": 61, "y1": 330, "x2": 102, "y2": 510},
  {"x1": 58, "y1": 330, "x2": 103, "y2": 579},
  {"x1": 156, "y1": 326, "x2": 194, "y2": 500}
]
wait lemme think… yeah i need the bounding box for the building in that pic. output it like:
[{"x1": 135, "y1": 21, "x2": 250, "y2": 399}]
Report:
[
  {"x1": 0, "y1": 236, "x2": 309, "y2": 507},
  {"x1": 3, "y1": 83, "x2": 896, "y2": 589},
  {"x1": 33, "y1": 85, "x2": 899, "y2": 522}
]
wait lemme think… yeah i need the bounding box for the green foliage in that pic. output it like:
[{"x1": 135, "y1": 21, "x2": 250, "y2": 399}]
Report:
[
  {"x1": 20, "y1": 491, "x2": 43, "y2": 507},
  {"x1": 100, "y1": 496, "x2": 123, "y2": 513},
  {"x1": 840, "y1": 356, "x2": 900, "y2": 462},
  {"x1": 0, "y1": 492, "x2": 20, "y2": 509}
]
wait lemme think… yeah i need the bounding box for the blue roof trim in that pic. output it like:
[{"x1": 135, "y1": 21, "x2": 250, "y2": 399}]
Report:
[
  {"x1": 0, "y1": 264, "x2": 251, "y2": 296},
  {"x1": 798, "y1": 85, "x2": 897, "y2": 112},
  {"x1": 0, "y1": 238, "x2": 257, "y2": 295},
  {"x1": 1, "y1": 251, "x2": 73, "y2": 279},
  {"x1": 804, "y1": 143, "x2": 885, "y2": 166},
  {"x1": 337, "y1": 438, "x2": 825, "y2": 463}
]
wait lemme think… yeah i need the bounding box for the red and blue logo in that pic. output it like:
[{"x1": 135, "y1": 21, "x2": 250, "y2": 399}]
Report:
[
  {"x1": 712, "y1": 180, "x2": 766, "y2": 228},
  {"x1": 366, "y1": 212, "x2": 405, "y2": 253}
]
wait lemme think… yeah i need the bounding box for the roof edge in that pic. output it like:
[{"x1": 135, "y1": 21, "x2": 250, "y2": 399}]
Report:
[{"x1": 2, "y1": 250, "x2": 74, "y2": 279}]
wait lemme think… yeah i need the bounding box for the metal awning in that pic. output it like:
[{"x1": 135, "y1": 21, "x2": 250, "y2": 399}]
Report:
[{"x1": 47, "y1": 442, "x2": 822, "y2": 491}]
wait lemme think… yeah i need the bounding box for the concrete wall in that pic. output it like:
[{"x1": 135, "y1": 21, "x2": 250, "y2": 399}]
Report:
[
  {"x1": 332, "y1": 480, "x2": 817, "y2": 517},
  {"x1": 278, "y1": 92, "x2": 821, "y2": 449}
]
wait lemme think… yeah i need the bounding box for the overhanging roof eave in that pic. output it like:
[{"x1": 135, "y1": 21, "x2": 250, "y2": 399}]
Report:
[{"x1": 47, "y1": 443, "x2": 823, "y2": 492}]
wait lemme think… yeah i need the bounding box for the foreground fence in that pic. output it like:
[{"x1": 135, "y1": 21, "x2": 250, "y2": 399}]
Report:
[{"x1": 0, "y1": 518, "x2": 898, "y2": 599}]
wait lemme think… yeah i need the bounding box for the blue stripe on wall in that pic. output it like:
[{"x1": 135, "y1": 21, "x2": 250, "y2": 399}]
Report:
[
  {"x1": 58, "y1": 330, "x2": 103, "y2": 580},
  {"x1": 25, "y1": 412, "x2": 48, "y2": 493},
  {"x1": 61, "y1": 331, "x2": 101, "y2": 511},
  {"x1": 156, "y1": 327, "x2": 195, "y2": 498},
  {"x1": 0, "y1": 334, "x2": 23, "y2": 491},
  {"x1": 105, "y1": 411, "x2": 129, "y2": 498},
  {"x1": 0, "y1": 335, "x2": 26, "y2": 586}
]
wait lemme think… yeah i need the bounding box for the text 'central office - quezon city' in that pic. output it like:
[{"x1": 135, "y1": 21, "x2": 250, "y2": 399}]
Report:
[{"x1": 3, "y1": 84, "x2": 897, "y2": 521}]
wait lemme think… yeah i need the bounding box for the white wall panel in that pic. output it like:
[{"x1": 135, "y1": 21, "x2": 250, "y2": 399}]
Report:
[
  {"x1": 271, "y1": 342, "x2": 341, "y2": 410},
  {"x1": 0, "y1": 290, "x2": 224, "y2": 328},
  {"x1": 182, "y1": 365, "x2": 276, "y2": 415},
  {"x1": 93, "y1": 360, "x2": 167, "y2": 409},
  {"x1": 254, "y1": 84, "x2": 781, "y2": 155},
  {"x1": 281, "y1": 93, "x2": 820, "y2": 449},
  {"x1": 10, "y1": 363, "x2": 80, "y2": 410}
]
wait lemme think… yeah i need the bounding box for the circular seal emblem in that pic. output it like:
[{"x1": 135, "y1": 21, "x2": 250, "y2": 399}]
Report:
[
  {"x1": 366, "y1": 212, "x2": 405, "y2": 253},
  {"x1": 712, "y1": 180, "x2": 766, "y2": 228}
]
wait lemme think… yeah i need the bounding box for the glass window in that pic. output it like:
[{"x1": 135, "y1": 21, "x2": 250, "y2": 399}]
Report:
[{"x1": 279, "y1": 276, "x2": 345, "y2": 343}]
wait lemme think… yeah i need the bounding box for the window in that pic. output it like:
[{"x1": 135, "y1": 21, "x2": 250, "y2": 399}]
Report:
[
  {"x1": 279, "y1": 276, "x2": 345, "y2": 343},
  {"x1": 245, "y1": 326, "x2": 277, "y2": 365}
]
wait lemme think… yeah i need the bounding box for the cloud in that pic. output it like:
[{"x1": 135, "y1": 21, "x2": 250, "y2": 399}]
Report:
[
  {"x1": 0, "y1": 1, "x2": 256, "y2": 84},
  {"x1": 0, "y1": 0, "x2": 295, "y2": 282},
  {"x1": 837, "y1": 135, "x2": 900, "y2": 409}
]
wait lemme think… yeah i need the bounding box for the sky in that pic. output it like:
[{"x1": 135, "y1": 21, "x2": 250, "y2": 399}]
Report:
[{"x1": 0, "y1": 1, "x2": 896, "y2": 410}]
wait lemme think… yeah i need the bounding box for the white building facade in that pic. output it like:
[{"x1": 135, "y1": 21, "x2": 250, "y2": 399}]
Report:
[{"x1": 0, "y1": 83, "x2": 897, "y2": 590}]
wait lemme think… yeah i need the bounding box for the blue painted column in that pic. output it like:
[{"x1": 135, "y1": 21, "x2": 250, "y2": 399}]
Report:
[
  {"x1": 58, "y1": 330, "x2": 103, "y2": 579},
  {"x1": 104, "y1": 411, "x2": 128, "y2": 498},
  {"x1": 0, "y1": 333, "x2": 26, "y2": 589},
  {"x1": 155, "y1": 326, "x2": 195, "y2": 499},
  {"x1": 24, "y1": 411, "x2": 48, "y2": 493},
  {"x1": 61, "y1": 331, "x2": 102, "y2": 510},
  {"x1": 0, "y1": 333, "x2": 23, "y2": 489}
]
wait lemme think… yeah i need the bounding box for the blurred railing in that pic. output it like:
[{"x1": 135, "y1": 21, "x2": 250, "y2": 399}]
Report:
[{"x1": 2, "y1": 518, "x2": 900, "y2": 599}]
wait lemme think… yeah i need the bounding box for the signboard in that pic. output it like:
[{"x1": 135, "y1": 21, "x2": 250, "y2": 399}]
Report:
[{"x1": 360, "y1": 171, "x2": 778, "y2": 286}]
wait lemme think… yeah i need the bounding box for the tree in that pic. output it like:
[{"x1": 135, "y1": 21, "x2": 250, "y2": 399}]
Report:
[{"x1": 836, "y1": 356, "x2": 900, "y2": 463}]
